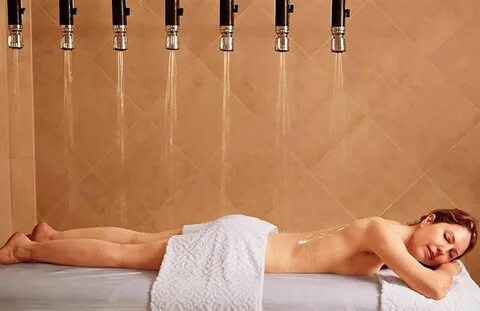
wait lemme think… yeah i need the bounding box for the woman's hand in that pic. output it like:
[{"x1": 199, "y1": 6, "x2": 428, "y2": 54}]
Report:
[{"x1": 436, "y1": 260, "x2": 461, "y2": 276}]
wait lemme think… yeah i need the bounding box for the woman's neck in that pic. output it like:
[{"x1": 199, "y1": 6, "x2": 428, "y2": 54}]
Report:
[{"x1": 382, "y1": 219, "x2": 416, "y2": 245}]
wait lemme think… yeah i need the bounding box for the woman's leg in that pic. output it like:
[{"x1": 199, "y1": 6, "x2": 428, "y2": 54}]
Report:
[
  {"x1": 0, "y1": 232, "x2": 167, "y2": 270},
  {"x1": 29, "y1": 222, "x2": 182, "y2": 244}
]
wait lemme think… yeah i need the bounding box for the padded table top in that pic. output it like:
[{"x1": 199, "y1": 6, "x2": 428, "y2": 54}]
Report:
[{"x1": 0, "y1": 263, "x2": 380, "y2": 310}]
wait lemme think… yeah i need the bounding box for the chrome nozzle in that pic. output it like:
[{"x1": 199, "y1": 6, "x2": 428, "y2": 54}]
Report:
[
  {"x1": 219, "y1": 26, "x2": 234, "y2": 52},
  {"x1": 60, "y1": 25, "x2": 75, "y2": 50},
  {"x1": 331, "y1": 26, "x2": 345, "y2": 53},
  {"x1": 275, "y1": 26, "x2": 289, "y2": 52},
  {"x1": 8, "y1": 25, "x2": 23, "y2": 49},
  {"x1": 113, "y1": 25, "x2": 128, "y2": 51},
  {"x1": 165, "y1": 25, "x2": 179, "y2": 50}
]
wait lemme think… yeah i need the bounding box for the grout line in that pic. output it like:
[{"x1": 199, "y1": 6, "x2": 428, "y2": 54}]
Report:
[
  {"x1": 287, "y1": 151, "x2": 358, "y2": 221},
  {"x1": 424, "y1": 174, "x2": 461, "y2": 209},
  {"x1": 370, "y1": 0, "x2": 480, "y2": 113},
  {"x1": 370, "y1": 114, "x2": 480, "y2": 216},
  {"x1": 377, "y1": 173, "x2": 425, "y2": 217},
  {"x1": 423, "y1": 120, "x2": 480, "y2": 177}
]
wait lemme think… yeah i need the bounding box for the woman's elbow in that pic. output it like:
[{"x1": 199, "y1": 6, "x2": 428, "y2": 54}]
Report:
[
  {"x1": 426, "y1": 282, "x2": 450, "y2": 300},
  {"x1": 429, "y1": 287, "x2": 447, "y2": 300}
]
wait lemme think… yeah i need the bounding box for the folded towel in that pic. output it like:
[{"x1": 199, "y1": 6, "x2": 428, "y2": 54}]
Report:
[
  {"x1": 378, "y1": 261, "x2": 480, "y2": 310},
  {"x1": 150, "y1": 214, "x2": 278, "y2": 311}
]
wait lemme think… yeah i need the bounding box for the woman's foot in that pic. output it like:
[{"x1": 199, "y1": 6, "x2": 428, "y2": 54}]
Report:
[
  {"x1": 0, "y1": 232, "x2": 32, "y2": 264},
  {"x1": 27, "y1": 222, "x2": 56, "y2": 242}
]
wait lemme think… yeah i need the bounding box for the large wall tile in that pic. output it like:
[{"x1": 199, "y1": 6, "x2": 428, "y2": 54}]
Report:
[
  {"x1": 373, "y1": 0, "x2": 480, "y2": 57},
  {"x1": 312, "y1": 118, "x2": 423, "y2": 218},
  {"x1": 147, "y1": 172, "x2": 239, "y2": 231},
  {"x1": 10, "y1": 159, "x2": 36, "y2": 233},
  {"x1": 0, "y1": 160, "x2": 12, "y2": 243},
  {"x1": 428, "y1": 124, "x2": 480, "y2": 214},
  {"x1": 431, "y1": 16, "x2": 480, "y2": 109}
]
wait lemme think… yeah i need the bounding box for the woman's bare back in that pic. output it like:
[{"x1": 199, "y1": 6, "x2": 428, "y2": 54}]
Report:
[{"x1": 265, "y1": 220, "x2": 384, "y2": 276}]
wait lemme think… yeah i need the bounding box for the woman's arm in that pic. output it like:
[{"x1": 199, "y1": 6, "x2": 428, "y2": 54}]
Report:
[{"x1": 364, "y1": 218, "x2": 455, "y2": 300}]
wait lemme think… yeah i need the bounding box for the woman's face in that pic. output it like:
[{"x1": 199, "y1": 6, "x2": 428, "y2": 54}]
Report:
[{"x1": 407, "y1": 216, "x2": 471, "y2": 266}]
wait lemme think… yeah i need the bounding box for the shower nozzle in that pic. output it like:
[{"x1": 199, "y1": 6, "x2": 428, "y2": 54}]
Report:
[
  {"x1": 219, "y1": 0, "x2": 239, "y2": 52},
  {"x1": 112, "y1": 0, "x2": 130, "y2": 51},
  {"x1": 275, "y1": 0, "x2": 294, "y2": 52},
  {"x1": 165, "y1": 0, "x2": 184, "y2": 50},
  {"x1": 219, "y1": 0, "x2": 238, "y2": 52},
  {"x1": 331, "y1": 0, "x2": 350, "y2": 53},
  {"x1": 59, "y1": 0, "x2": 77, "y2": 50},
  {"x1": 7, "y1": 0, "x2": 25, "y2": 49}
]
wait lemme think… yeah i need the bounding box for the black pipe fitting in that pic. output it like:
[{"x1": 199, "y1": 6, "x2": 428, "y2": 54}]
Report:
[
  {"x1": 165, "y1": 0, "x2": 183, "y2": 26},
  {"x1": 7, "y1": 0, "x2": 25, "y2": 26},
  {"x1": 275, "y1": 0, "x2": 294, "y2": 27},
  {"x1": 220, "y1": 0, "x2": 238, "y2": 27},
  {"x1": 331, "y1": 0, "x2": 350, "y2": 27},
  {"x1": 112, "y1": 0, "x2": 130, "y2": 26},
  {"x1": 59, "y1": 0, "x2": 77, "y2": 26}
]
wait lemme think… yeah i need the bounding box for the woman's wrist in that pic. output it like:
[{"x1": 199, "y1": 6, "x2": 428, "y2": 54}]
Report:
[{"x1": 437, "y1": 260, "x2": 461, "y2": 275}]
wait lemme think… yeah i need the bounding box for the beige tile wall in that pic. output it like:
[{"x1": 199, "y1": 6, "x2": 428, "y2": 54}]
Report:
[
  {"x1": 0, "y1": 1, "x2": 12, "y2": 244},
  {"x1": 0, "y1": 1, "x2": 37, "y2": 243},
  {"x1": 32, "y1": 0, "x2": 479, "y2": 283}
]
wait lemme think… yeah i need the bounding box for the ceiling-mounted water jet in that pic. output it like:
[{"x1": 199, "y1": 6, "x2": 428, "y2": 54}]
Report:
[
  {"x1": 112, "y1": 0, "x2": 130, "y2": 51},
  {"x1": 59, "y1": 0, "x2": 77, "y2": 50},
  {"x1": 7, "y1": 0, "x2": 25, "y2": 49},
  {"x1": 165, "y1": 0, "x2": 184, "y2": 50},
  {"x1": 275, "y1": 0, "x2": 294, "y2": 52},
  {"x1": 219, "y1": 0, "x2": 239, "y2": 52},
  {"x1": 331, "y1": 0, "x2": 350, "y2": 53}
]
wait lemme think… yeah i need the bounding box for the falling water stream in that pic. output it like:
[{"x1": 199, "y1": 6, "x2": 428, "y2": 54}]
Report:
[
  {"x1": 63, "y1": 50, "x2": 74, "y2": 225},
  {"x1": 116, "y1": 52, "x2": 126, "y2": 225},
  {"x1": 8, "y1": 50, "x2": 20, "y2": 224},
  {"x1": 163, "y1": 50, "x2": 178, "y2": 195},
  {"x1": 10, "y1": 50, "x2": 20, "y2": 147},
  {"x1": 220, "y1": 52, "x2": 231, "y2": 208},
  {"x1": 330, "y1": 53, "x2": 347, "y2": 189},
  {"x1": 274, "y1": 53, "x2": 291, "y2": 212}
]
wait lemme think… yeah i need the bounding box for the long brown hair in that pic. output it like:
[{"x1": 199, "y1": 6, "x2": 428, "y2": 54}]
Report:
[{"x1": 409, "y1": 208, "x2": 478, "y2": 259}]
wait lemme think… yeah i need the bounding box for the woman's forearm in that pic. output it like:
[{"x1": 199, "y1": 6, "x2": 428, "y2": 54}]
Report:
[{"x1": 430, "y1": 269, "x2": 454, "y2": 300}]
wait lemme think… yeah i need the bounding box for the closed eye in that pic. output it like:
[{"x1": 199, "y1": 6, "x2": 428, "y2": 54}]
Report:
[
  {"x1": 444, "y1": 232, "x2": 458, "y2": 259},
  {"x1": 444, "y1": 232, "x2": 449, "y2": 242}
]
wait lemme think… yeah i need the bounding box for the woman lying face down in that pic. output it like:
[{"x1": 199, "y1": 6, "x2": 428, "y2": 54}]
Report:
[
  {"x1": 0, "y1": 208, "x2": 477, "y2": 301},
  {"x1": 405, "y1": 210, "x2": 476, "y2": 268}
]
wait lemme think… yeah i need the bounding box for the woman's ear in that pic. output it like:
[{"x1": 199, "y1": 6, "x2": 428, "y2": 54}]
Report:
[{"x1": 421, "y1": 214, "x2": 436, "y2": 225}]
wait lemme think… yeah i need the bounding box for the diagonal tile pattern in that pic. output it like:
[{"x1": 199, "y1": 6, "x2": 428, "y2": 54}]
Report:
[{"x1": 32, "y1": 0, "x2": 480, "y2": 283}]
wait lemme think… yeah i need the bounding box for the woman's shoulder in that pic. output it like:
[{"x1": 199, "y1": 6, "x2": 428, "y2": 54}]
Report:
[
  {"x1": 347, "y1": 217, "x2": 401, "y2": 244},
  {"x1": 349, "y1": 216, "x2": 391, "y2": 230}
]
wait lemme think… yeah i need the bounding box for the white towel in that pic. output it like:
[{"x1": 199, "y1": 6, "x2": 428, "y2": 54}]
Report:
[
  {"x1": 378, "y1": 261, "x2": 480, "y2": 310},
  {"x1": 150, "y1": 214, "x2": 278, "y2": 311}
]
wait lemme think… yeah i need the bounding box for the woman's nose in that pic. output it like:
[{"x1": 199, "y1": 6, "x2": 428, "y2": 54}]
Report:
[{"x1": 436, "y1": 245, "x2": 450, "y2": 256}]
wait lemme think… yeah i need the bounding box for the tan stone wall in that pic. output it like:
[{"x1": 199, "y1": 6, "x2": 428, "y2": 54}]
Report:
[
  {"x1": 1, "y1": 1, "x2": 36, "y2": 243},
  {"x1": 0, "y1": 1, "x2": 13, "y2": 244},
  {"x1": 32, "y1": 0, "x2": 479, "y2": 282}
]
